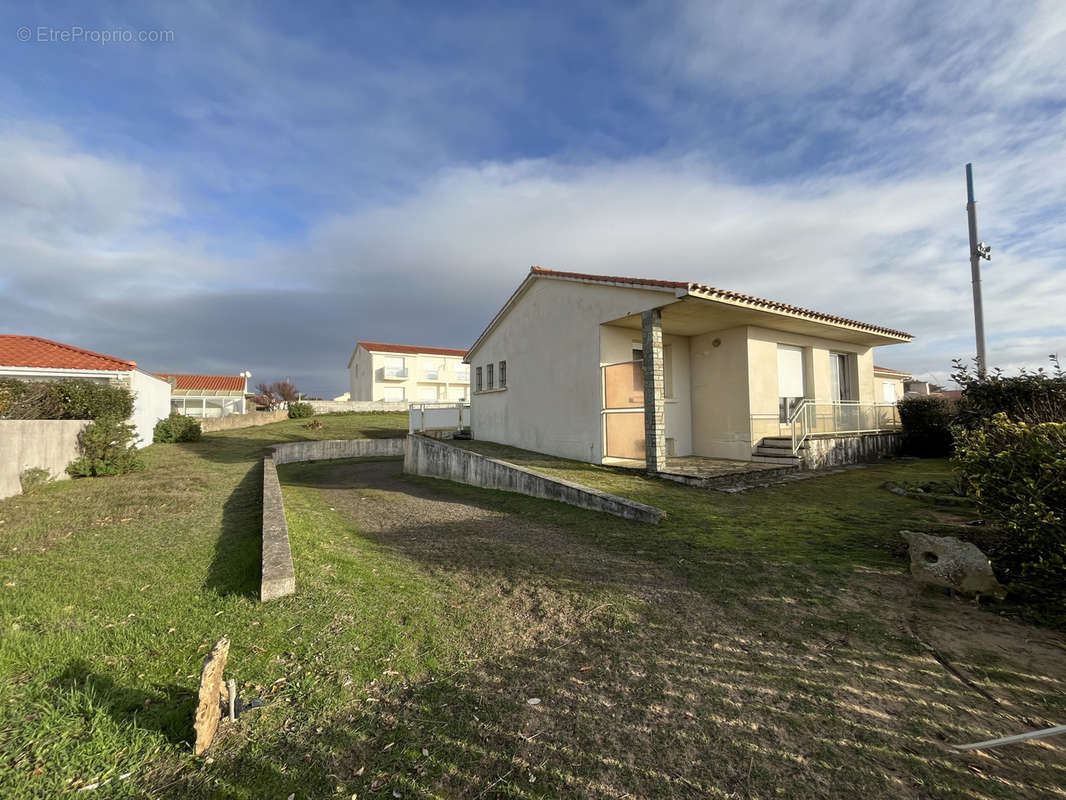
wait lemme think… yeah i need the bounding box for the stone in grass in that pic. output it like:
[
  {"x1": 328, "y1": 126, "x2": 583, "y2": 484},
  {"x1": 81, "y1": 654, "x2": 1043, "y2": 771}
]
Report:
[
  {"x1": 193, "y1": 637, "x2": 230, "y2": 755},
  {"x1": 900, "y1": 531, "x2": 1006, "y2": 599}
]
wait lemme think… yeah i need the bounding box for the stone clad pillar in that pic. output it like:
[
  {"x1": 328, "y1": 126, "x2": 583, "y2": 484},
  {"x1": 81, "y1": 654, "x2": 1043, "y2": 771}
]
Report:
[{"x1": 641, "y1": 309, "x2": 666, "y2": 474}]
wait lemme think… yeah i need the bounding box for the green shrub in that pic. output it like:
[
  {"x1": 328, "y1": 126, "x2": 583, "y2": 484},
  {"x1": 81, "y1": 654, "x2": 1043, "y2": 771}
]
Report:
[
  {"x1": 0, "y1": 378, "x2": 133, "y2": 421},
  {"x1": 67, "y1": 417, "x2": 144, "y2": 477},
  {"x1": 153, "y1": 413, "x2": 203, "y2": 443},
  {"x1": 19, "y1": 467, "x2": 53, "y2": 494},
  {"x1": 288, "y1": 402, "x2": 314, "y2": 419},
  {"x1": 953, "y1": 413, "x2": 1066, "y2": 607},
  {"x1": 898, "y1": 396, "x2": 955, "y2": 457},
  {"x1": 953, "y1": 355, "x2": 1066, "y2": 428}
]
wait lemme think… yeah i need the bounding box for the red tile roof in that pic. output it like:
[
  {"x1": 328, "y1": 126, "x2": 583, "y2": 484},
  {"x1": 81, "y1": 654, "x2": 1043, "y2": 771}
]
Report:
[
  {"x1": 155, "y1": 374, "x2": 247, "y2": 391},
  {"x1": 873, "y1": 365, "x2": 912, "y2": 375},
  {"x1": 356, "y1": 341, "x2": 468, "y2": 357},
  {"x1": 529, "y1": 266, "x2": 912, "y2": 339},
  {"x1": 0, "y1": 335, "x2": 136, "y2": 371}
]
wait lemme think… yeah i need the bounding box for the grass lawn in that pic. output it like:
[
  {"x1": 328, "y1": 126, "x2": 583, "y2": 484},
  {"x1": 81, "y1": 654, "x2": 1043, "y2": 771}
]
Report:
[{"x1": 2, "y1": 420, "x2": 1065, "y2": 798}]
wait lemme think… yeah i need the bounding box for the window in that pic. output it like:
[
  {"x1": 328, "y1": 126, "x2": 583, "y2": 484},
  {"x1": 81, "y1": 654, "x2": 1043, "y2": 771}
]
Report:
[
  {"x1": 384, "y1": 356, "x2": 406, "y2": 379},
  {"x1": 486, "y1": 363, "x2": 494, "y2": 390},
  {"x1": 475, "y1": 366, "x2": 483, "y2": 392},
  {"x1": 830, "y1": 352, "x2": 854, "y2": 402},
  {"x1": 383, "y1": 386, "x2": 405, "y2": 402},
  {"x1": 419, "y1": 386, "x2": 437, "y2": 401},
  {"x1": 777, "y1": 344, "x2": 806, "y2": 422},
  {"x1": 882, "y1": 381, "x2": 897, "y2": 403},
  {"x1": 499, "y1": 360, "x2": 507, "y2": 388}
]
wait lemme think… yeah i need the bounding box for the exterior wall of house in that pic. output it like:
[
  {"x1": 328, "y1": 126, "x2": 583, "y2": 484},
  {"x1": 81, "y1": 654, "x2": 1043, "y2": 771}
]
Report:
[
  {"x1": 690, "y1": 326, "x2": 753, "y2": 461},
  {"x1": 873, "y1": 370, "x2": 908, "y2": 403},
  {"x1": 349, "y1": 348, "x2": 374, "y2": 400},
  {"x1": 128, "y1": 370, "x2": 173, "y2": 444},
  {"x1": 350, "y1": 346, "x2": 469, "y2": 403},
  {"x1": 599, "y1": 325, "x2": 692, "y2": 457},
  {"x1": 746, "y1": 326, "x2": 874, "y2": 446},
  {"x1": 469, "y1": 278, "x2": 674, "y2": 463}
]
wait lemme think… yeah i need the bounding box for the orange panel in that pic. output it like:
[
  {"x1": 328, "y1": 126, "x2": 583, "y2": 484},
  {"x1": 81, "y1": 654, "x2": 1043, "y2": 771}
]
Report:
[
  {"x1": 603, "y1": 361, "x2": 643, "y2": 409},
  {"x1": 605, "y1": 412, "x2": 645, "y2": 459}
]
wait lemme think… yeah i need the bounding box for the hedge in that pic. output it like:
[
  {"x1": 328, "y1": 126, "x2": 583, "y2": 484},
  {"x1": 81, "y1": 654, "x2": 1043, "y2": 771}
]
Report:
[
  {"x1": 287, "y1": 402, "x2": 314, "y2": 419},
  {"x1": 153, "y1": 413, "x2": 203, "y2": 443},
  {"x1": 0, "y1": 378, "x2": 134, "y2": 421},
  {"x1": 954, "y1": 413, "x2": 1066, "y2": 608},
  {"x1": 897, "y1": 396, "x2": 955, "y2": 457}
]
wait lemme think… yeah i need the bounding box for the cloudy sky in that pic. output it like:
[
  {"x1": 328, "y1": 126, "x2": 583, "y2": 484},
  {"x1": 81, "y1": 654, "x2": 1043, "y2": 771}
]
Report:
[{"x1": 2, "y1": 1, "x2": 1064, "y2": 395}]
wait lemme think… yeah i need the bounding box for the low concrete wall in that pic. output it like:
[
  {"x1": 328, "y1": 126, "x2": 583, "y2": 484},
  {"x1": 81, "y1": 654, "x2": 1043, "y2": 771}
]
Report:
[
  {"x1": 270, "y1": 438, "x2": 405, "y2": 466},
  {"x1": 309, "y1": 400, "x2": 409, "y2": 414},
  {"x1": 261, "y1": 457, "x2": 296, "y2": 602},
  {"x1": 801, "y1": 432, "x2": 903, "y2": 470},
  {"x1": 404, "y1": 434, "x2": 664, "y2": 524},
  {"x1": 0, "y1": 420, "x2": 90, "y2": 500},
  {"x1": 201, "y1": 410, "x2": 289, "y2": 433}
]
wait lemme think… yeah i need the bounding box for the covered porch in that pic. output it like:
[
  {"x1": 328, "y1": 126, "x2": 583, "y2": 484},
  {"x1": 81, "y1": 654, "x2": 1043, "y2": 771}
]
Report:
[{"x1": 598, "y1": 292, "x2": 907, "y2": 474}]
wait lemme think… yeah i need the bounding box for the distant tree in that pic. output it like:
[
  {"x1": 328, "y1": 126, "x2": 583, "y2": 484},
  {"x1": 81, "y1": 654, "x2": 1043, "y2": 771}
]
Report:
[{"x1": 252, "y1": 380, "x2": 302, "y2": 410}]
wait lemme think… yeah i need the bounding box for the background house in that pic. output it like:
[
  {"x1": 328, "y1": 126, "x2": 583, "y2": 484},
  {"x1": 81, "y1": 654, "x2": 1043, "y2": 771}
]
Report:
[
  {"x1": 156, "y1": 373, "x2": 250, "y2": 418},
  {"x1": 873, "y1": 365, "x2": 913, "y2": 404},
  {"x1": 464, "y1": 267, "x2": 912, "y2": 469},
  {"x1": 0, "y1": 335, "x2": 171, "y2": 444},
  {"x1": 348, "y1": 341, "x2": 469, "y2": 403}
]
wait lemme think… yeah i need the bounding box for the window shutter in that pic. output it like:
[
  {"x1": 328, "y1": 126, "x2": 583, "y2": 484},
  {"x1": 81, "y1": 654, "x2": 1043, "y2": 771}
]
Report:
[{"x1": 777, "y1": 345, "x2": 805, "y2": 398}]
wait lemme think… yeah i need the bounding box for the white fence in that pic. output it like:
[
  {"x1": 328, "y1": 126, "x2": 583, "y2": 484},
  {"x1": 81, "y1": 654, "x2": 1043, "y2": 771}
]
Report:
[{"x1": 408, "y1": 402, "x2": 470, "y2": 434}]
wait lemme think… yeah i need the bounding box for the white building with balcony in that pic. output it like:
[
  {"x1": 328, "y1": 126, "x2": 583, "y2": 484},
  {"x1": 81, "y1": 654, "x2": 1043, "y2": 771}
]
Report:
[{"x1": 347, "y1": 341, "x2": 470, "y2": 403}]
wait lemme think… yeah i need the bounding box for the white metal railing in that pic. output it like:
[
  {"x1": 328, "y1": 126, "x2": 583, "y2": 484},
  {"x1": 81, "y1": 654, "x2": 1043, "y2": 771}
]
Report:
[
  {"x1": 408, "y1": 402, "x2": 470, "y2": 433},
  {"x1": 384, "y1": 367, "x2": 408, "y2": 379},
  {"x1": 789, "y1": 400, "x2": 901, "y2": 453}
]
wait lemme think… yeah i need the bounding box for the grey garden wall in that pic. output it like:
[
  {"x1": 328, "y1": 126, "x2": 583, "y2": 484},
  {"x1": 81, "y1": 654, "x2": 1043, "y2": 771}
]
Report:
[
  {"x1": 270, "y1": 438, "x2": 405, "y2": 465},
  {"x1": 308, "y1": 400, "x2": 409, "y2": 414},
  {"x1": 261, "y1": 456, "x2": 296, "y2": 601},
  {"x1": 0, "y1": 420, "x2": 89, "y2": 500},
  {"x1": 404, "y1": 434, "x2": 664, "y2": 524},
  {"x1": 200, "y1": 409, "x2": 289, "y2": 432},
  {"x1": 801, "y1": 432, "x2": 903, "y2": 470}
]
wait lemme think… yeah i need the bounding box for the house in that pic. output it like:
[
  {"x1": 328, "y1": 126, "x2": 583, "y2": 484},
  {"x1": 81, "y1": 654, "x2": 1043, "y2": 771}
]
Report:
[
  {"x1": 873, "y1": 365, "x2": 913, "y2": 404},
  {"x1": 464, "y1": 267, "x2": 912, "y2": 470},
  {"x1": 156, "y1": 373, "x2": 250, "y2": 418},
  {"x1": 0, "y1": 335, "x2": 171, "y2": 444},
  {"x1": 348, "y1": 341, "x2": 469, "y2": 403}
]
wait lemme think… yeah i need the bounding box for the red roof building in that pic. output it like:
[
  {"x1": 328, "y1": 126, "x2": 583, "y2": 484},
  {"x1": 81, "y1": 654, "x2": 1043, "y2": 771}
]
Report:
[{"x1": 0, "y1": 335, "x2": 136, "y2": 371}]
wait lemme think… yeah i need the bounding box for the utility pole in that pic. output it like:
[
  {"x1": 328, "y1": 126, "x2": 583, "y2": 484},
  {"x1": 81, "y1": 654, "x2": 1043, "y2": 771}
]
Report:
[{"x1": 965, "y1": 163, "x2": 991, "y2": 376}]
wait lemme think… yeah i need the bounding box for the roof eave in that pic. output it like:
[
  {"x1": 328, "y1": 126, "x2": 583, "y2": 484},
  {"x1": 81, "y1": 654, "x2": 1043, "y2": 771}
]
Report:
[{"x1": 680, "y1": 287, "x2": 912, "y2": 344}]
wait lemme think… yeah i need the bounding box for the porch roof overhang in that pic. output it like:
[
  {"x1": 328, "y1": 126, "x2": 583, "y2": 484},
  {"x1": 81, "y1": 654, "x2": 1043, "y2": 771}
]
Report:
[{"x1": 606, "y1": 291, "x2": 913, "y2": 347}]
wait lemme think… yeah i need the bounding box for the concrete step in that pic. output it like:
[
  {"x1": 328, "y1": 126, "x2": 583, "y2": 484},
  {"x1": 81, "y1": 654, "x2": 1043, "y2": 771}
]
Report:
[
  {"x1": 758, "y1": 438, "x2": 794, "y2": 450},
  {"x1": 751, "y1": 453, "x2": 800, "y2": 465}
]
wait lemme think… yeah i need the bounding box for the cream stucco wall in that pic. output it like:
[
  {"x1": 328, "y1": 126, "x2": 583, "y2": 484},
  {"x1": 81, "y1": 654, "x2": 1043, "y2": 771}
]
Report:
[
  {"x1": 469, "y1": 278, "x2": 676, "y2": 462},
  {"x1": 349, "y1": 346, "x2": 469, "y2": 403},
  {"x1": 690, "y1": 326, "x2": 753, "y2": 460}
]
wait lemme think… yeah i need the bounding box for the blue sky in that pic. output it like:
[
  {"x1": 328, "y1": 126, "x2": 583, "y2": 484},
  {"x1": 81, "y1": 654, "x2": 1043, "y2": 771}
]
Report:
[{"x1": 2, "y1": 0, "x2": 1064, "y2": 395}]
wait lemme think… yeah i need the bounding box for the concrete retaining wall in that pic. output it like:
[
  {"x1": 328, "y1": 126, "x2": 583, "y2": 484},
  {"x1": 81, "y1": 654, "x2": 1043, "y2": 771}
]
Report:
[
  {"x1": 309, "y1": 400, "x2": 409, "y2": 414},
  {"x1": 404, "y1": 434, "x2": 664, "y2": 524},
  {"x1": 801, "y1": 432, "x2": 903, "y2": 470},
  {"x1": 201, "y1": 410, "x2": 289, "y2": 432},
  {"x1": 0, "y1": 420, "x2": 90, "y2": 500},
  {"x1": 270, "y1": 438, "x2": 405, "y2": 466},
  {"x1": 261, "y1": 457, "x2": 296, "y2": 601}
]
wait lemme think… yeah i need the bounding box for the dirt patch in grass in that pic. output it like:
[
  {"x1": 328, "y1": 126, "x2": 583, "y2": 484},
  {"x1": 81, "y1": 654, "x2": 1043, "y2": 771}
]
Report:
[{"x1": 254, "y1": 459, "x2": 1066, "y2": 800}]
